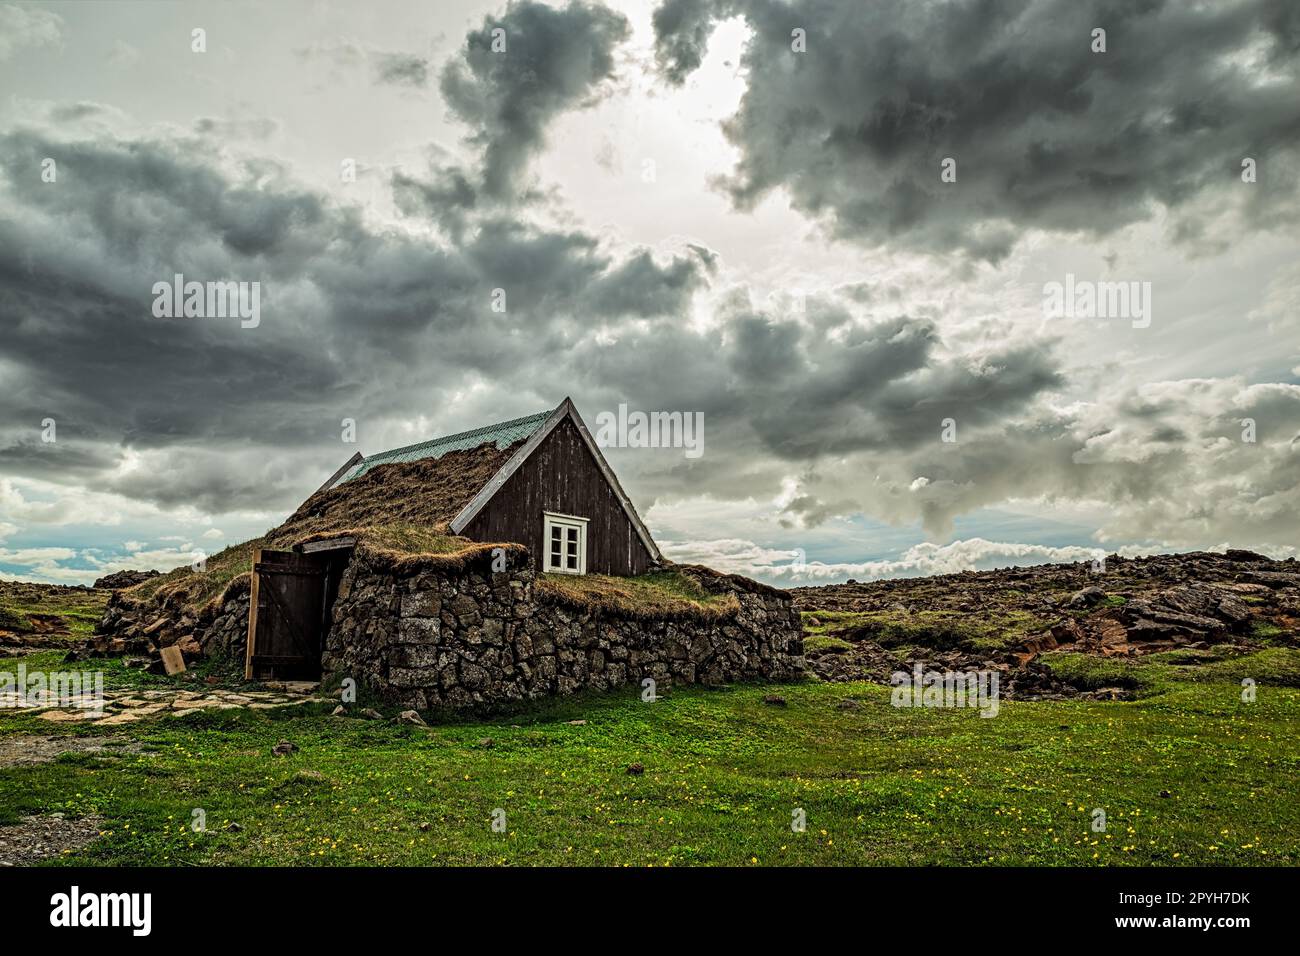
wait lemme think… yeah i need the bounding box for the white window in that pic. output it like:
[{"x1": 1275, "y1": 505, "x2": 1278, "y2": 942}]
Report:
[{"x1": 543, "y1": 512, "x2": 588, "y2": 575}]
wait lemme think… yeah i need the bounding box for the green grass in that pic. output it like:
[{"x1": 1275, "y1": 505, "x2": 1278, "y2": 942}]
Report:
[
  {"x1": 804, "y1": 635, "x2": 854, "y2": 653},
  {"x1": 538, "y1": 569, "x2": 738, "y2": 619},
  {"x1": 800, "y1": 610, "x2": 874, "y2": 636},
  {"x1": 1, "y1": 649, "x2": 1297, "y2": 866},
  {"x1": 1251, "y1": 620, "x2": 1286, "y2": 642},
  {"x1": 9, "y1": 649, "x2": 243, "y2": 692},
  {"x1": 0, "y1": 584, "x2": 108, "y2": 637},
  {"x1": 803, "y1": 608, "x2": 1055, "y2": 654},
  {"x1": 0, "y1": 606, "x2": 27, "y2": 631},
  {"x1": 127, "y1": 538, "x2": 264, "y2": 610},
  {"x1": 358, "y1": 524, "x2": 469, "y2": 556},
  {"x1": 1042, "y1": 647, "x2": 1300, "y2": 697}
]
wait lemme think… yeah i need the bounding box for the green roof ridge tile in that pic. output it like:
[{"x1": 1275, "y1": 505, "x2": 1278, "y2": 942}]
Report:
[{"x1": 338, "y1": 408, "x2": 552, "y2": 485}]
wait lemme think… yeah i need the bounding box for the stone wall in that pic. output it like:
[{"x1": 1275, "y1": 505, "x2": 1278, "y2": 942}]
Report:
[
  {"x1": 88, "y1": 546, "x2": 805, "y2": 706},
  {"x1": 322, "y1": 551, "x2": 804, "y2": 711},
  {"x1": 85, "y1": 578, "x2": 250, "y2": 668}
]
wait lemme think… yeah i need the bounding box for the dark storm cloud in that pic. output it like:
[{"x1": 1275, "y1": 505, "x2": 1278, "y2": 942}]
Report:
[
  {"x1": 0, "y1": 119, "x2": 1069, "y2": 526},
  {"x1": 393, "y1": 163, "x2": 484, "y2": 240},
  {"x1": 653, "y1": 0, "x2": 1300, "y2": 260},
  {"x1": 651, "y1": 0, "x2": 714, "y2": 84},
  {"x1": 565, "y1": 292, "x2": 1063, "y2": 466},
  {"x1": 0, "y1": 127, "x2": 708, "y2": 514},
  {"x1": 768, "y1": 376, "x2": 1300, "y2": 541},
  {"x1": 440, "y1": 0, "x2": 631, "y2": 198},
  {"x1": 0, "y1": 437, "x2": 121, "y2": 484},
  {"x1": 582, "y1": 248, "x2": 710, "y2": 318}
]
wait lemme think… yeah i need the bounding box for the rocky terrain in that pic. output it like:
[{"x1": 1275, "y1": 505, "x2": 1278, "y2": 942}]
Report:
[
  {"x1": 792, "y1": 550, "x2": 1300, "y2": 699},
  {"x1": 92, "y1": 569, "x2": 161, "y2": 590},
  {"x1": 10, "y1": 549, "x2": 1300, "y2": 705},
  {"x1": 0, "y1": 580, "x2": 108, "y2": 653}
]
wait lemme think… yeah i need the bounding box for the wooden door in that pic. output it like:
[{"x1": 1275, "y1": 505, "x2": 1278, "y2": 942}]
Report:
[{"x1": 244, "y1": 549, "x2": 328, "y2": 680}]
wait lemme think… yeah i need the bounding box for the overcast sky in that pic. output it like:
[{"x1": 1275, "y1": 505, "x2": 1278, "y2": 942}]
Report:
[{"x1": 1, "y1": 0, "x2": 1298, "y2": 586}]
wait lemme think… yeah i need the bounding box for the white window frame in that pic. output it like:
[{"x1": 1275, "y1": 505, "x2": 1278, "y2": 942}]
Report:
[{"x1": 543, "y1": 512, "x2": 588, "y2": 575}]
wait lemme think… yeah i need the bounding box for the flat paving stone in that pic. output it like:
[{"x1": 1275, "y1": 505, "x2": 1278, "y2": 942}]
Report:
[{"x1": 8, "y1": 685, "x2": 329, "y2": 725}]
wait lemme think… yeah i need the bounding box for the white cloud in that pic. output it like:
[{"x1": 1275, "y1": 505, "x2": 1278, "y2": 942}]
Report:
[
  {"x1": 663, "y1": 536, "x2": 1115, "y2": 585},
  {"x1": 0, "y1": 546, "x2": 77, "y2": 566},
  {"x1": 0, "y1": 4, "x2": 62, "y2": 61},
  {"x1": 0, "y1": 542, "x2": 200, "y2": 586}
]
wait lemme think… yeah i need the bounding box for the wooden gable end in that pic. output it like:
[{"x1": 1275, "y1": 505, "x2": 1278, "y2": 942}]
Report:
[{"x1": 460, "y1": 416, "x2": 656, "y2": 576}]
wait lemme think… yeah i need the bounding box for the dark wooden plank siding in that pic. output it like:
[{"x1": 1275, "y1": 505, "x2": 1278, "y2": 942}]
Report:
[{"x1": 463, "y1": 419, "x2": 655, "y2": 576}]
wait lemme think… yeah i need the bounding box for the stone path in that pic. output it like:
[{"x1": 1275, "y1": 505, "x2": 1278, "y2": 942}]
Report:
[{"x1": 0, "y1": 682, "x2": 328, "y2": 726}]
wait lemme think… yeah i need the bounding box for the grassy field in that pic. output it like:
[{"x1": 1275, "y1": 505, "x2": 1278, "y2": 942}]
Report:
[
  {"x1": 0, "y1": 584, "x2": 108, "y2": 638},
  {"x1": 2, "y1": 647, "x2": 1297, "y2": 866},
  {"x1": 801, "y1": 607, "x2": 1058, "y2": 654}
]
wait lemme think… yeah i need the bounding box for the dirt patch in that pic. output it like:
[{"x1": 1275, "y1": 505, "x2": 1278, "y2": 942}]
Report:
[
  {"x1": 0, "y1": 814, "x2": 105, "y2": 866},
  {"x1": 0, "y1": 735, "x2": 147, "y2": 767}
]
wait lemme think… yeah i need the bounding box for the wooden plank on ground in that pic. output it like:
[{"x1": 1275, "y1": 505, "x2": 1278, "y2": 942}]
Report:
[{"x1": 160, "y1": 645, "x2": 186, "y2": 675}]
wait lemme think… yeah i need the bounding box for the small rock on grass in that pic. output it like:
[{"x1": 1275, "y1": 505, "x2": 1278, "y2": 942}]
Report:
[
  {"x1": 360, "y1": 707, "x2": 383, "y2": 720},
  {"x1": 271, "y1": 740, "x2": 297, "y2": 757},
  {"x1": 398, "y1": 710, "x2": 426, "y2": 726},
  {"x1": 477, "y1": 737, "x2": 494, "y2": 748},
  {"x1": 226, "y1": 822, "x2": 243, "y2": 832},
  {"x1": 331, "y1": 705, "x2": 346, "y2": 716},
  {"x1": 626, "y1": 762, "x2": 644, "y2": 775},
  {"x1": 565, "y1": 719, "x2": 586, "y2": 725},
  {"x1": 763, "y1": 694, "x2": 787, "y2": 707}
]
